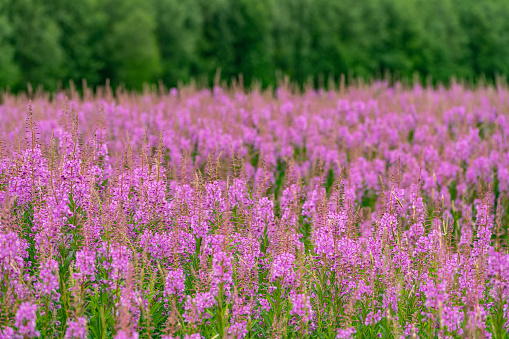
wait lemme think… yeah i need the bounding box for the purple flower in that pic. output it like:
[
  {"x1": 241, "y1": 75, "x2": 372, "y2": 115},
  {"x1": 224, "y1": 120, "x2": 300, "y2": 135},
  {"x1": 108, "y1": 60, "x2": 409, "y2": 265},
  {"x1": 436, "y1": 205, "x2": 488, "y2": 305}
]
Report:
[
  {"x1": 15, "y1": 302, "x2": 39, "y2": 338},
  {"x1": 100, "y1": 242, "x2": 131, "y2": 281},
  {"x1": 211, "y1": 251, "x2": 233, "y2": 293},
  {"x1": 271, "y1": 253, "x2": 296, "y2": 286},
  {"x1": 336, "y1": 327, "x2": 356, "y2": 339},
  {"x1": 164, "y1": 268, "x2": 185, "y2": 297},
  {"x1": 290, "y1": 293, "x2": 313, "y2": 323},
  {"x1": 183, "y1": 334, "x2": 202, "y2": 339},
  {"x1": 183, "y1": 292, "x2": 216, "y2": 324},
  {"x1": 65, "y1": 317, "x2": 87, "y2": 339},
  {"x1": 228, "y1": 321, "x2": 248, "y2": 338},
  {"x1": 114, "y1": 330, "x2": 139, "y2": 339},
  {"x1": 0, "y1": 327, "x2": 19, "y2": 339},
  {"x1": 74, "y1": 249, "x2": 96, "y2": 283},
  {"x1": 0, "y1": 232, "x2": 28, "y2": 281},
  {"x1": 35, "y1": 259, "x2": 60, "y2": 299}
]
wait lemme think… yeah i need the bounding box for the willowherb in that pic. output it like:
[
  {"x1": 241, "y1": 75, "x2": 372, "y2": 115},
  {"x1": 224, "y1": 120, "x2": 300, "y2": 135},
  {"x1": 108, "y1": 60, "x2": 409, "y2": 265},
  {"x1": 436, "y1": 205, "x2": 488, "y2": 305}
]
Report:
[{"x1": 0, "y1": 82, "x2": 509, "y2": 338}]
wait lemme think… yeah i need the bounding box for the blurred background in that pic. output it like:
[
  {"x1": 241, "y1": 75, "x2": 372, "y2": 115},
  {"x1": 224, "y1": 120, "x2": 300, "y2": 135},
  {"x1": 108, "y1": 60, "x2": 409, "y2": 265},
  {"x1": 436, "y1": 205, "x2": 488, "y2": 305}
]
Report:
[{"x1": 1, "y1": 0, "x2": 509, "y2": 92}]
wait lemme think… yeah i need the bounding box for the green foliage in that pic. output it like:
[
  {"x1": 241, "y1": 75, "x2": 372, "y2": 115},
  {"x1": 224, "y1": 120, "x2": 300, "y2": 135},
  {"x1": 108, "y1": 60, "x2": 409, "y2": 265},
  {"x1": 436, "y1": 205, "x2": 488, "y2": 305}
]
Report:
[
  {"x1": 7, "y1": 0, "x2": 64, "y2": 91},
  {"x1": 151, "y1": 0, "x2": 202, "y2": 85},
  {"x1": 454, "y1": 0, "x2": 509, "y2": 79},
  {"x1": 99, "y1": 0, "x2": 161, "y2": 89},
  {"x1": 44, "y1": 0, "x2": 105, "y2": 87},
  {"x1": 2, "y1": 0, "x2": 509, "y2": 90},
  {"x1": 0, "y1": 1, "x2": 19, "y2": 88}
]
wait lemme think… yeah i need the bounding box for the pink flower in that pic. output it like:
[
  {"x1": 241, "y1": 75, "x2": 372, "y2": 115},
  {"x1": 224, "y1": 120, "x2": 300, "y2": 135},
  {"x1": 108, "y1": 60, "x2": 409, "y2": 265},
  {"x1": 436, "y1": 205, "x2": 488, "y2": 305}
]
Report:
[
  {"x1": 65, "y1": 317, "x2": 87, "y2": 339},
  {"x1": 290, "y1": 293, "x2": 313, "y2": 323},
  {"x1": 336, "y1": 327, "x2": 356, "y2": 339},
  {"x1": 15, "y1": 302, "x2": 39, "y2": 338},
  {"x1": 165, "y1": 268, "x2": 185, "y2": 297}
]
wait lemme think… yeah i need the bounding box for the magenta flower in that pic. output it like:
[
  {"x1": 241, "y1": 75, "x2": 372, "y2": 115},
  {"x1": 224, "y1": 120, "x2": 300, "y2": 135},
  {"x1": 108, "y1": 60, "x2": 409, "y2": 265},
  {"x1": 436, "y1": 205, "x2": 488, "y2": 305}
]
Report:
[
  {"x1": 164, "y1": 268, "x2": 185, "y2": 297},
  {"x1": 290, "y1": 293, "x2": 313, "y2": 323},
  {"x1": 14, "y1": 302, "x2": 39, "y2": 338},
  {"x1": 65, "y1": 317, "x2": 87, "y2": 339}
]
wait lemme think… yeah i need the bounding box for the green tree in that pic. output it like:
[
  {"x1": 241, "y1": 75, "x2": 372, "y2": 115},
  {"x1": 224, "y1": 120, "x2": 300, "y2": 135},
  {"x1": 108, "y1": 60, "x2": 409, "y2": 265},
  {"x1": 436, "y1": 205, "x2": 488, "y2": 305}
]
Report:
[
  {"x1": 98, "y1": 0, "x2": 161, "y2": 89},
  {"x1": 408, "y1": 0, "x2": 470, "y2": 83},
  {"x1": 455, "y1": 0, "x2": 509, "y2": 80},
  {"x1": 2, "y1": 0, "x2": 509, "y2": 91},
  {"x1": 195, "y1": 0, "x2": 235, "y2": 83},
  {"x1": 0, "y1": 1, "x2": 19, "y2": 88},
  {"x1": 151, "y1": 0, "x2": 202, "y2": 87},
  {"x1": 7, "y1": 0, "x2": 64, "y2": 91},
  {"x1": 196, "y1": 0, "x2": 275, "y2": 87},
  {"x1": 227, "y1": 0, "x2": 276, "y2": 86},
  {"x1": 272, "y1": 0, "x2": 313, "y2": 84},
  {"x1": 44, "y1": 0, "x2": 106, "y2": 88}
]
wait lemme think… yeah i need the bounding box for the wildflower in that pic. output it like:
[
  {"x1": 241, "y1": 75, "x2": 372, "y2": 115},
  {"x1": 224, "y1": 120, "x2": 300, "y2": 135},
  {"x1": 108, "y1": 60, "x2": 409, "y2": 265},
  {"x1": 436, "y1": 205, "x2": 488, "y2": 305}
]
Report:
[
  {"x1": 211, "y1": 251, "x2": 233, "y2": 293},
  {"x1": 336, "y1": 327, "x2": 356, "y2": 339},
  {"x1": 65, "y1": 317, "x2": 87, "y2": 339},
  {"x1": 164, "y1": 268, "x2": 185, "y2": 297},
  {"x1": 271, "y1": 253, "x2": 296, "y2": 286},
  {"x1": 74, "y1": 249, "x2": 96, "y2": 283},
  {"x1": 114, "y1": 330, "x2": 139, "y2": 339},
  {"x1": 15, "y1": 302, "x2": 39, "y2": 338},
  {"x1": 290, "y1": 293, "x2": 313, "y2": 323},
  {"x1": 35, "y1": 259, "x2": 60, "y2": 300}
]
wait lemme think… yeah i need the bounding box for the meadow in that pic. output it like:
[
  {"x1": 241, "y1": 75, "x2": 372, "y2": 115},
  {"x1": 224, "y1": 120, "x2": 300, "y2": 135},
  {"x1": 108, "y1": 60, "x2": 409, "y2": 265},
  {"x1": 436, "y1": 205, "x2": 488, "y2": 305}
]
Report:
[{"x1": 0, "y1": 82, "x2": 508, "y2": 338}]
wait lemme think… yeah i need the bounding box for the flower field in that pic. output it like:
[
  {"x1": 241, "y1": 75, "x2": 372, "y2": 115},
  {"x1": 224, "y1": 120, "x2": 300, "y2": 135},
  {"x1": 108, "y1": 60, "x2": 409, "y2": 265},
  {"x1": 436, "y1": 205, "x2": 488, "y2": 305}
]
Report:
[{"x1": 1, "y1": 82, "x2": 509, "y2": 338}]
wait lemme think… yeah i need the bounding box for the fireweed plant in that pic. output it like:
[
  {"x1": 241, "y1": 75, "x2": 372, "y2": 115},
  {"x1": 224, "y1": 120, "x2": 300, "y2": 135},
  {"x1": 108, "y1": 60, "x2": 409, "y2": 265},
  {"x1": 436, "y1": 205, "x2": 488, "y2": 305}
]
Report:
[{"x1": 0, "y1": 82, "x2": 509, "y2": 339}]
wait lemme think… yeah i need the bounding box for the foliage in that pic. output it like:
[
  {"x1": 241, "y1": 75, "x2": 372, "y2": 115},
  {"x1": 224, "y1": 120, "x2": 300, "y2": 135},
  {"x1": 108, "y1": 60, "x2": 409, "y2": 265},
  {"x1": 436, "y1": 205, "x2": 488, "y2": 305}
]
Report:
[{"x1": 2, "y1": 0, "x2": 509, "y2": 90}]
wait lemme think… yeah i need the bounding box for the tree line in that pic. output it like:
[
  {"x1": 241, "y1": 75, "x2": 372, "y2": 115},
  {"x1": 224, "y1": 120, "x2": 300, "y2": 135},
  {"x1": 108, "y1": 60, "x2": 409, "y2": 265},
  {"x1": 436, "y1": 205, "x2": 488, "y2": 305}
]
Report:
[{"x1": 1, "y1": 0, "x2": 509, "y2": 91}]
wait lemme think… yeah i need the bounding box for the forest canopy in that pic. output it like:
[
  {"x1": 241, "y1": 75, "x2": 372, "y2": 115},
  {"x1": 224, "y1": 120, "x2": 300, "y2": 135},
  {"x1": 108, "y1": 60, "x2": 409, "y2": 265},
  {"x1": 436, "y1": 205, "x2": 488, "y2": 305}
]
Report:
[{"x1": 1, "y1": 0, "x2": 509, "y2": 91}]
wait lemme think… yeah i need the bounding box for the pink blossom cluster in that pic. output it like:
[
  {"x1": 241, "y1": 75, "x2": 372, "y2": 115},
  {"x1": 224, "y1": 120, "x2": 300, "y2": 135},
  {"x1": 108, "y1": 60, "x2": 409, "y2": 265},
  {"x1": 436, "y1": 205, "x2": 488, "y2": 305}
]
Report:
[{"x1": 0, "y1": 83, "x2": 508, "y2": 337}]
